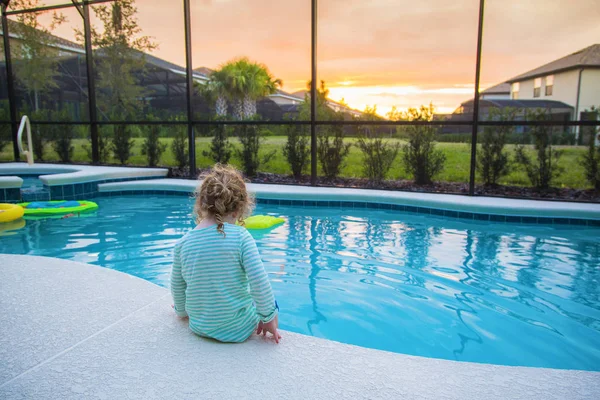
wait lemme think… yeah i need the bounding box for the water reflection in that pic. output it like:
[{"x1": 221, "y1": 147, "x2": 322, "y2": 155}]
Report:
[{"x1": 307, "y1": 217, "x2": 327, "y2": 333}]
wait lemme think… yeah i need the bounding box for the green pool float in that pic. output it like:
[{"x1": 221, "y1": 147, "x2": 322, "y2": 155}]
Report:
[
  {"x1": 18, "y1": 200, "x2": 99, "y2": 216},
  {"x1": 241, "y1": 215, "x2": 285, "y2": 229}
]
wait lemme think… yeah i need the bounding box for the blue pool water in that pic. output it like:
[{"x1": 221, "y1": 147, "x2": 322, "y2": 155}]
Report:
[{"x1": 1, "y1": 195, "x2": 599, "y2": 370}]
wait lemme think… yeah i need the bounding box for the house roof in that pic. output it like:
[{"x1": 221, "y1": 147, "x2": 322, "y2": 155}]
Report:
[
  {"x1": 507, "y1": 44, "x2": 600, "y2": 83},
  {"x1": 459, "y1": 99, "x2": 573, "y2": 110},
  {"x1": 193, "y1": 66, "x2": 214, "y2": 77},
  {"x1": 481, "y1": 82, "x2": 510, "y2": 94},
  {"x1": 1, "y1": 19, "x2": 85, "y2": 54}
]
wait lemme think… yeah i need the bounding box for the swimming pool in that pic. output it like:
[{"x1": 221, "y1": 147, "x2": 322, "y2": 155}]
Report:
[{"x1": 1, "y1": 195, "x2": 599, "y2": 371}]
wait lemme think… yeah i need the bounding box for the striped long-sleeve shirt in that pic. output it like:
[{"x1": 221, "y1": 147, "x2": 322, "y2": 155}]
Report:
[{"x1": 170, "y1": 223, "x2": 278, "y2": 343}]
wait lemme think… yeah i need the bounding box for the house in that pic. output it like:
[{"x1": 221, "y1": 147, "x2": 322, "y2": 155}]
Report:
[
  {"x1": 0, "y1": 20, "x2": 333, "y2": 122},
  {"x1": 0, "y1": 19, "x2": 209, "y2": 119},
  {"x1": 480, "y1": 82, "x2": 510, "y2": 100},
  {"x1": 507, "y1": 44, "x2": 600, "y2": 140},
  {"x1": 443, "y1": 99, "x2": 573, "y2": 134},
  {"x1": 444, "y1": 44, "x2": 600, "y2": 139},
  {"x1": 507, "y1": 44, "x2": 600, "y2": 116}
]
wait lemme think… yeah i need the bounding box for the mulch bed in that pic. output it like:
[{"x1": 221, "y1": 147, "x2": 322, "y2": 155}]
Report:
[{"x1": 168, "y1": 168, "x2": 600, "y2": 203}]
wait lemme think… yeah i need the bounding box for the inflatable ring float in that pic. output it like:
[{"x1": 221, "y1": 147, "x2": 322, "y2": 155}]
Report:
[
  {"x1": 242, "y1": 215, "x2": 285, "y2": 230},
  {"x1": 17, "y1": 200, "x2": 98, "y2": 216},
  {"x1": 0, "y1": 203, "x2": 25, "y2": 223}
]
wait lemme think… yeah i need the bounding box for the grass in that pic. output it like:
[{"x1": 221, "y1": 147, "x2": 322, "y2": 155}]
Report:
[{"x1": 0, "y1": 135, "x2": 592, "y2": 189}]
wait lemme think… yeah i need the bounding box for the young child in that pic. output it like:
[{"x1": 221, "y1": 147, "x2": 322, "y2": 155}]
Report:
[{"x1": 170, "y1": 164, "x2": 281, "y2": 343}]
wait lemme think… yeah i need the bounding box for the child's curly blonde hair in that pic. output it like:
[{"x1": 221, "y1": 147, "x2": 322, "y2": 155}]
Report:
[{"x1": 194, "y1": 164, "x2": 254, "y2": 235}]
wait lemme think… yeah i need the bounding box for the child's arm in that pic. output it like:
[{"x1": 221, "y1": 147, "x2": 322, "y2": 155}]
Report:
[
  {"x1": 170, "y1": 242, "x2": 188, "y2": 318},
  {"x1": 240, "y1": 230, "x2": 278, "y2": 323}
]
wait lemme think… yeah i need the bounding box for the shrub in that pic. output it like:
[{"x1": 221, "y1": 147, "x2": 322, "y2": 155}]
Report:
[
  {"x1": 204, "y1": 123, "x2": 232, "y2": 164},
  {"x1": 235, "y1": 123, "x2": 275, "y2": 177},
  {"x1": 477, "y1": 108, "x2": 518, "y2": 187},
  {"x1": 48, "y1": 110, "x2": 75, "y2": 163},
  {"x1": 111, "y1": 124, "x2": 135, "y2": 164},
  {"x1": 581, "y1": 122, "x2": 600, "y2": 190},
  {"x1": 51, "y1": 126, "x2": 75, "y2": 163},
  {"x1": 83, "y1": 126, "x2": 111, "y2": 163},
  {"x1": 356, "y1": 134, "x2": 400, "y2": 183},
  {"x1": 0, "y1": 109, "x2": 10, "y2": 154},
  {"x1": 141, "y1": 124, "x2": 167, "y2": 167},
  {"x1": 401, "y1": 104, "x2": 446, "y2": 185},
  {"x1": 171, "y1": 127, "x2": 188, "y2": 169},
  {"x1": 283, "y1": 124, "x2": 310, "y2": 179},
  {"x1": 514, "y1": 110, "x2": 563, "y2": 190},
  {"x1": 30, "y1": 109, "x2": 47, "y2": 161},
  {"x1": 317, "y1": 125, "x2": 351, "y2": 179},
  {"x1": 0, "y1": 127, "x2": 9, "y2": 154}
]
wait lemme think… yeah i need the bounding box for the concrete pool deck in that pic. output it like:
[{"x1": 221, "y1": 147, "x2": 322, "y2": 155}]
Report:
[
  {"x1": 0, "y1": 162, "x2": 168, "y2": 187},
  {"x1": 1, "y1": 255, "x2": 599, "y2": 400}
]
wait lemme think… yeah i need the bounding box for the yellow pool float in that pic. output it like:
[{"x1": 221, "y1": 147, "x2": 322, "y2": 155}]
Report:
[
  {"x1": 0, "y1": 218, "x2": 26, "y2": 235},
  {"x1": 0, "y1": 203, "x2": 25, "y2": 223},
  {"x1": 242, "y1": 215, "x2": 285, "y2": 230}
]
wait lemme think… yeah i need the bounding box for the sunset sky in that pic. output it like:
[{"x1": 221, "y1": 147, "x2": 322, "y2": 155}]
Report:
[{"x1": 27, "y1": 0, "x2": 600, "y2": 116}]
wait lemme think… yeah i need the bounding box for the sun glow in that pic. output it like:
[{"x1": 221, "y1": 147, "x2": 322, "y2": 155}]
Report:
[{"x1": 326, "y1": 84, "x2": 475, "y2": 116}]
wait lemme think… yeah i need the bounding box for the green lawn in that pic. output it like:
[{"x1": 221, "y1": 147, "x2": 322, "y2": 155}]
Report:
[{"x1": 0, "y1": 136, "x2": 592, "y2": 189}]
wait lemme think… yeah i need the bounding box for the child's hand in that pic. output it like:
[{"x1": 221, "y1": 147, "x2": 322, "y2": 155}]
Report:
[
  {"x1": 256, "y1": 315, "x2": 281, "y2": 343},
  {"x1": 171, "y1": 304, "x2": 188, "y2": 320}
]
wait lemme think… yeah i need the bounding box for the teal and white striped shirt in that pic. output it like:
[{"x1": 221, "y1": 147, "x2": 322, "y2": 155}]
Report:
[{"x1": 170, "y1": 223, "x2": 278, "y2": 342}]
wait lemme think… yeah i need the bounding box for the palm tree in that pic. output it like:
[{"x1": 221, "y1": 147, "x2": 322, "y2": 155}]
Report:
[
  {"x1": 202, "y1": 69, "x2": 230, "y2": 118},
  {"x1": 219, "y1": 58, "x2": 282, "y2": 120}
]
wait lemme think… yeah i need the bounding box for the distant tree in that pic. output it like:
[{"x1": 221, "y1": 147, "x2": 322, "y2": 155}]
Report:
[
  {"x1": 210, "y1": 58, "x2": 282, "y2": 120},
  {"x1": 83, "y1": 0, "x2": 156, "y2": 119},
  {"x1": 514, "y1": 109, "x2": 563, "y2": 190},
  {"x1": 386, "y1": 106, "x2": 403, "y2": 122},
  {"x1": 79, "y1": 0, "x2": 156, "y2": 164},
  {"x1": 477, "y1": 107, "x2": 518, "y2": 187},
  {"x1": 9, "y1": 0, "x2": 66, "y2": 112},
  {"x1": 298, "y1": 80, "x2": 337, "y2": 121},
  {"x1": 401, "y1": 103, "x2": 446, "y2": 185},
  {"x1": 200, "y1": 69, "x2": 231, "y2": 117}
]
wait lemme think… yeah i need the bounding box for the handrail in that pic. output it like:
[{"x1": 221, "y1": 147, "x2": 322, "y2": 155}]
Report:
[{"x1": 17, "y1": 115, "x2": 34, "y2": 165}]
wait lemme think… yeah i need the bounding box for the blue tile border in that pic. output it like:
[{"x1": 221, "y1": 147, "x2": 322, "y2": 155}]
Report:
[
  {"x1": 20, "y1": 180, "x2": 599, "y2": 227},
  {"x1": 41, "y1": 176, "x2": 161, "y2": 201}
]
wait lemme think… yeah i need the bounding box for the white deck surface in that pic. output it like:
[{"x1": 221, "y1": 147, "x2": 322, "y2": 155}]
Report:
[
  {"x1": 0, "y1": 162, "x2": 168, "y2": 185},
  {"x1": 1, "y1": 254, "x2": 599, "y2": 400},
  {"x1": 0, "y1": 176, "x2": 23, "y2": 189},
  {"x1": 100, "y1": 178, "x2": 600, "y2": 220}
]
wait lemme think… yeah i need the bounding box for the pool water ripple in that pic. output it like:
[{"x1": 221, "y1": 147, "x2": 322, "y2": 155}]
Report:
[{"x1": 1, "y1": 195, "x2": 599, "y2": 370}]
